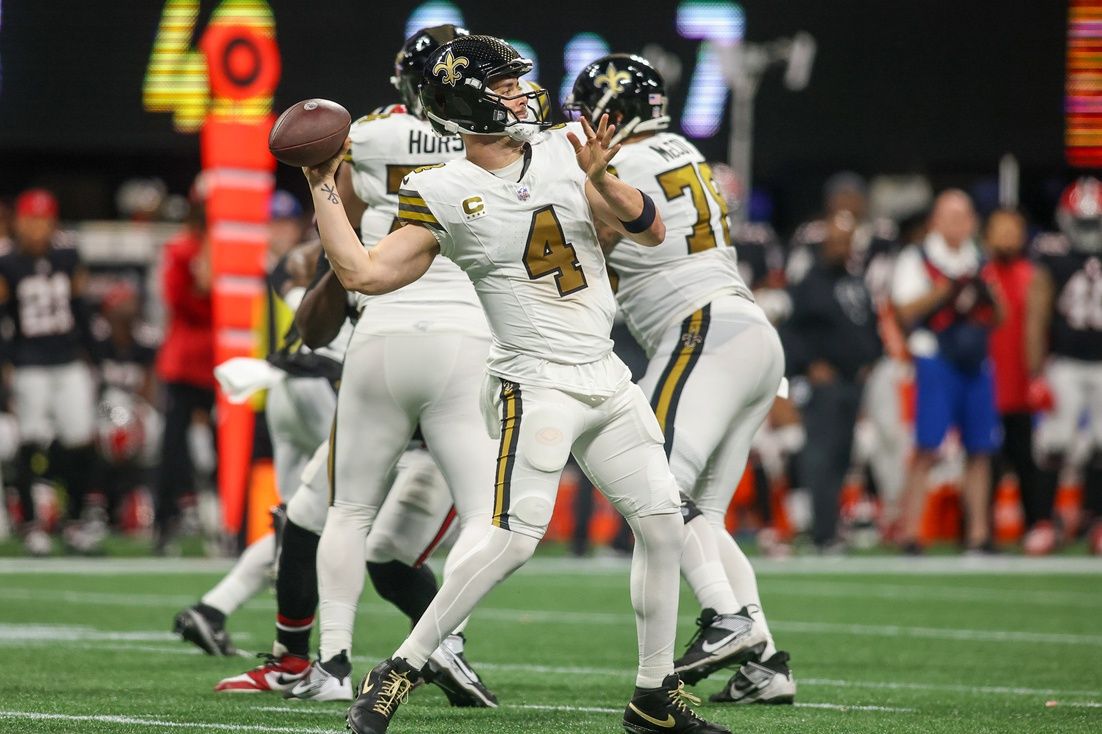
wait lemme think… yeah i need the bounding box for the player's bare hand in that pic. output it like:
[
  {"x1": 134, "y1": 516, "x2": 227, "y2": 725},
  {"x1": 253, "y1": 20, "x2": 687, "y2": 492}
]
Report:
[
  {"x1": 567, "y1": 115, "x2": 621, "y2": 184},
  {"x1": 302, "y1": 138, "x2": 351, "y2": 191}
]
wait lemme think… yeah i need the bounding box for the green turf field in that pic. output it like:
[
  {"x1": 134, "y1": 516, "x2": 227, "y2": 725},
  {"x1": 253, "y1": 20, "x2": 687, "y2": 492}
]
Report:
[{"x1": 0, "y1": 554, "x2": 1100, "y2": 733}]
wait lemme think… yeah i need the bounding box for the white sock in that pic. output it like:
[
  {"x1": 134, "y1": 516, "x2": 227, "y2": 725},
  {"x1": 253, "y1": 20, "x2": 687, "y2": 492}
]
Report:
[
  {"x1": 627, "y1": 512, "x2": 684, "y2": 689},
  {"x1": 711, "y1": 521, "x2": 777, "y2": 659},
  {"x1": 202, "y1": 532, "x2": 274, "y2": 616},
  {"x1": 680, "y1": 515, "x2": 739, "y2": 614},
  {"x1": 395, "y1": 525, "x2": 537, "y2": 669},
  {"x1": 317, "y1": 502, "x2": 377, "y2": 661}
]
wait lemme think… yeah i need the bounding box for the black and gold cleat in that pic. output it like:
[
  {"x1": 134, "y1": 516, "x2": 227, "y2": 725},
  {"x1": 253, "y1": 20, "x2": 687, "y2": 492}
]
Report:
[
  {"x1": 623, "y1": 674, "x2": 731, "y2": 734},
  {"x1": 346, "y1": 657, "x2": 419, "y2": 734}
]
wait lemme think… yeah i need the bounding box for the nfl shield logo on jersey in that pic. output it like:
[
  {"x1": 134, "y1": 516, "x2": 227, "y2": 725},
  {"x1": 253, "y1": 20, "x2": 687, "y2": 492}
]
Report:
[{"x1": 515, "y1": 185, "x2": 530, "y2": 202}]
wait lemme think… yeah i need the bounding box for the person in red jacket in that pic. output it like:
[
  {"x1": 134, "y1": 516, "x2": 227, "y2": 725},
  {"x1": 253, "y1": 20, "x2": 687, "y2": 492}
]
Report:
[
  {"x1": 153, "y1": 206, "x2": 214, "y2": 553},
  {"x1": 982, "y1": 209, "x2": 1044, "y2": 551}
]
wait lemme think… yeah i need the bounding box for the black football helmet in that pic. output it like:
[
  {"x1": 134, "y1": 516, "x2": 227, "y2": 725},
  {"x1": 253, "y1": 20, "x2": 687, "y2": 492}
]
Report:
[
  {"x1": 419, "y1": 35, "x2": 552, "y2": 141},
  {"x1": 564, "y1": 53, "x2": 670, "y2": 144},
  {"x1": 392, "y1": 24, "x2": 469, "y2": 118}
]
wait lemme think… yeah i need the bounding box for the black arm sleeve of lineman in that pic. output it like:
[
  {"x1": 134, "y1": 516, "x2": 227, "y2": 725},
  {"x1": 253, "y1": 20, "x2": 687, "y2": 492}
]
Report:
[{"x1": 296, "y1": 255, "x2": 350, "y2": 349}]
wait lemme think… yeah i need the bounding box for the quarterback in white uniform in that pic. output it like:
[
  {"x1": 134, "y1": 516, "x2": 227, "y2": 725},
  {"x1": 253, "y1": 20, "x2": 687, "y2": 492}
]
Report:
[
  {"x1": 566, "y1": 54, "x2": 795, "y2": 704},
  {"x1": 294, "y1": 25, "x2": 500, "y2": 707},
  {"x1": 305, "y1": 34, "x2": 729, "y2": 734},
  {"x1": 208, "y1": 27, "x2": 499, "y2": 708}
]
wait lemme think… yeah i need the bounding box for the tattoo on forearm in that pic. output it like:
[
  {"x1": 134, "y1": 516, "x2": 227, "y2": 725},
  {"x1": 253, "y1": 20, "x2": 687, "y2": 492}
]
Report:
[{"x1": 322, "y1": 184, "x2": 340, "y2": 205}]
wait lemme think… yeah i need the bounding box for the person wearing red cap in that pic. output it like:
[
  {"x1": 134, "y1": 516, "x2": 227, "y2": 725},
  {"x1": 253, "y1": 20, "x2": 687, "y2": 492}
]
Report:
[{"x1": 0, "y1": 188, "x2": 99, "y2": 556}]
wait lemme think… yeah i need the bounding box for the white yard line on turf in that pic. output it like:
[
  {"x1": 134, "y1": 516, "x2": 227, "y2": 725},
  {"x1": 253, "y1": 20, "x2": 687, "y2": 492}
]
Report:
[
  {"x1": 0, "y1": 587, "x2": 199, "y2": 607},
  {"x1": 762, "y1": 581, "x2": 1102, "y2": 608},
  {"x1": 5, "y1": 580, "x2": 1099, "y2": 615},
  {"x1": 254, "y1": 702, "x2": 913, "y2": 716},
  {"x1": 473, "y1": 663, "x2": 1102, "y2": 700},
  {"x1": 393, "y1": 606, "x2": 1102, "y2": 647},
  {"x1": 514, "y1": 704, "x2": 621, "y2": 714},
  {"x1": 1, "y1": 554, "x2": 1099, "y2": 576},
  {"x1": 795, "y1": 703, "x2": 914, "y2": 712},
  {"x1": 0, "y1": 623, "x2": 176, "y2": 642},
  {"x1": 2, "y1": 592, "x2": 1100, "y2": 648},
  {"x1": 770, "y1": 620, "x2": 1102, "y2": 646},
  {"x1": 801, "y1": 677, "x2": 1102, "y2": 698},
  {"x1": 0, "y1": 711, "x2": 333, "y2": 733}
]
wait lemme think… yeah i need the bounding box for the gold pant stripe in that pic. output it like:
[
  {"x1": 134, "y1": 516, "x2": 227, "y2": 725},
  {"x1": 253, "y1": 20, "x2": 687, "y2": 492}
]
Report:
[
  {"x1": 492, "y1": 384, "x2": 522, "y2": 530},
  {"x1": 326, "y1": 403, "x2": 338, "y2": 507},
  {"x1": 649, "y1": 305, "x2": 711, "y2": 458}
]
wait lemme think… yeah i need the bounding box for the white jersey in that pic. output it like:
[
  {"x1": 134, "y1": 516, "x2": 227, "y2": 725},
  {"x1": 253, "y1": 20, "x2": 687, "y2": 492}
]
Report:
[
  {"x1": 346, "y1": 108, "x2": 487, "y2": 337},
  {"x1": 606, "y1": 132, "x2": 753, "y2": 356},
  {"x1": 398, "y1": 125, "x2": 629, "y2": 397}
]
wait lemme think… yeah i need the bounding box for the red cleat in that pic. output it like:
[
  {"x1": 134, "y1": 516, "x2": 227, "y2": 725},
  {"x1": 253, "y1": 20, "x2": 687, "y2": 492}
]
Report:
[
  {"x1": 1023, "y1": 521, "x2": 1057, "y2": 556},
  {"x1": 215, "y1": 644, "x2": 310, "y2": 693}
]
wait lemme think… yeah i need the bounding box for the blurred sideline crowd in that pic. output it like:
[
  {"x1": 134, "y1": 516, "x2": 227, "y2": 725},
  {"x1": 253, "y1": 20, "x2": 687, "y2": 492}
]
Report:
[{"x1": 2, "y1": 169, "x2": 1101, "y2": 558}]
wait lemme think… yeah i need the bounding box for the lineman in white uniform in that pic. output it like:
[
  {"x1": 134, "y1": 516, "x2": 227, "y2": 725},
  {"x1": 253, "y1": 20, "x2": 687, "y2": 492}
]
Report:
[
  {"x1": 566, "y1": 54, "x2": 795, "y2": 704},
  {"x1": 305, "y1": 34, "x2": 730, "y2": 734},
  {"x1": 204, "y1": 25, "x2": 496, "y2": 706}
]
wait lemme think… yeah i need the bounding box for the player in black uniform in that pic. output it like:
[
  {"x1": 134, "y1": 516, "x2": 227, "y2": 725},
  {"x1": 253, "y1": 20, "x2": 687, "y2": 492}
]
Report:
[
  {"x1": 0, "y1": 189, "x2": 98, "y2": 555},
  {"x1": 91, "y1": 282, "x2": 159, "y2": 528},
  {"x1": 1027, "y1": 177, "x2": 1102, "y2": 555}
]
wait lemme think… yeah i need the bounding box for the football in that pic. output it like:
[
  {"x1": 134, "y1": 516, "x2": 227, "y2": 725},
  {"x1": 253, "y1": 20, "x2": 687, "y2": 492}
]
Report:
[{"x1": 268, "y1": 99, "x2": 352, "y2": 167}]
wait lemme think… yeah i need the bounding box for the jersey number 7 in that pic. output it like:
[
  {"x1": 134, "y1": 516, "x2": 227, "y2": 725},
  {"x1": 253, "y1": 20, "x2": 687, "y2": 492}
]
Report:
[{"x1": 656, "y1": 162, "x2": 730, "y2": 254}]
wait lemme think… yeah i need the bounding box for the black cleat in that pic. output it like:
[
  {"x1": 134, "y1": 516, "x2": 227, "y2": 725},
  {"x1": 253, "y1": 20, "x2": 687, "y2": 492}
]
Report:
[
  {"x1": 673, "y1": 607, "x2": 766, "y2": 685},
  {"x1": 347, "y1": 657, "x2": 419, "y2": 734},
  {"x1": 172, "y1": 605, "x2": 236, "y2": 656},
  {"x1": 709, "y1": 651, "x2": 796, "y2": 705},
  {"x1": 623, "y1": 674, "x2": 731, "y2": 734},
  {"x1": 424, "y1": 633, "x2": 499, "y2": 708}
]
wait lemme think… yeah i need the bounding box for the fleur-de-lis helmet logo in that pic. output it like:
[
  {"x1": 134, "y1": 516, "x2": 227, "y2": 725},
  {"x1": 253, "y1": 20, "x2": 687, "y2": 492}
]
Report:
[
  {"x1": 433, "y1": 49, "x2": 469, "y2": 87},
  {"x1": 594, "y1": 62, "x2": 631, "y2": 96}
]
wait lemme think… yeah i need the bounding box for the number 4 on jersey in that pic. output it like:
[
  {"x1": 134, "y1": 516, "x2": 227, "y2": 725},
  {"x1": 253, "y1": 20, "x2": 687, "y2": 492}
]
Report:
[{"x1": 524, "y1": 205, "x2": 588, "y2": 296}]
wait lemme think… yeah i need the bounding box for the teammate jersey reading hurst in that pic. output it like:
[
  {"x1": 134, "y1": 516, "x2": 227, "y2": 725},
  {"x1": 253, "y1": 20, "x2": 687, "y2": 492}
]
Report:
[
  {"x1": 346, "y1": 107, "x2": 487, "y2": 337},
  {"x1": 0, "y1": 236, "x2": 83, "y2": 366},
  {"x1": 606, "y1": 132, "x2": 752, "y2": 357},
  {"x1": 398, "y1": 125, "x2": 628, "y2": 397}
]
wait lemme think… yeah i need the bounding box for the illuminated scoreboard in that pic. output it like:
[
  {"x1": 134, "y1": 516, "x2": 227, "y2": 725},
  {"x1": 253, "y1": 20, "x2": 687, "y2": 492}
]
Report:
[{"x1": 1068, "y1": 0, "x2": 1102, "y2": 167}]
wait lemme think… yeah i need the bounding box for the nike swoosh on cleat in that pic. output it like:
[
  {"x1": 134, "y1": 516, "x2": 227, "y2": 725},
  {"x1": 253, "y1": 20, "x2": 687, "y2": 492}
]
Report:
[
  {"x1": 628, "y1": 703, "x2": 675, "y2": 728},
  {"x1": 274, "y1": 674, "x2": 302, "y2": 686},
  {"x1": 700, "y1": 630, "x2": 745, "y2": 654}
]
